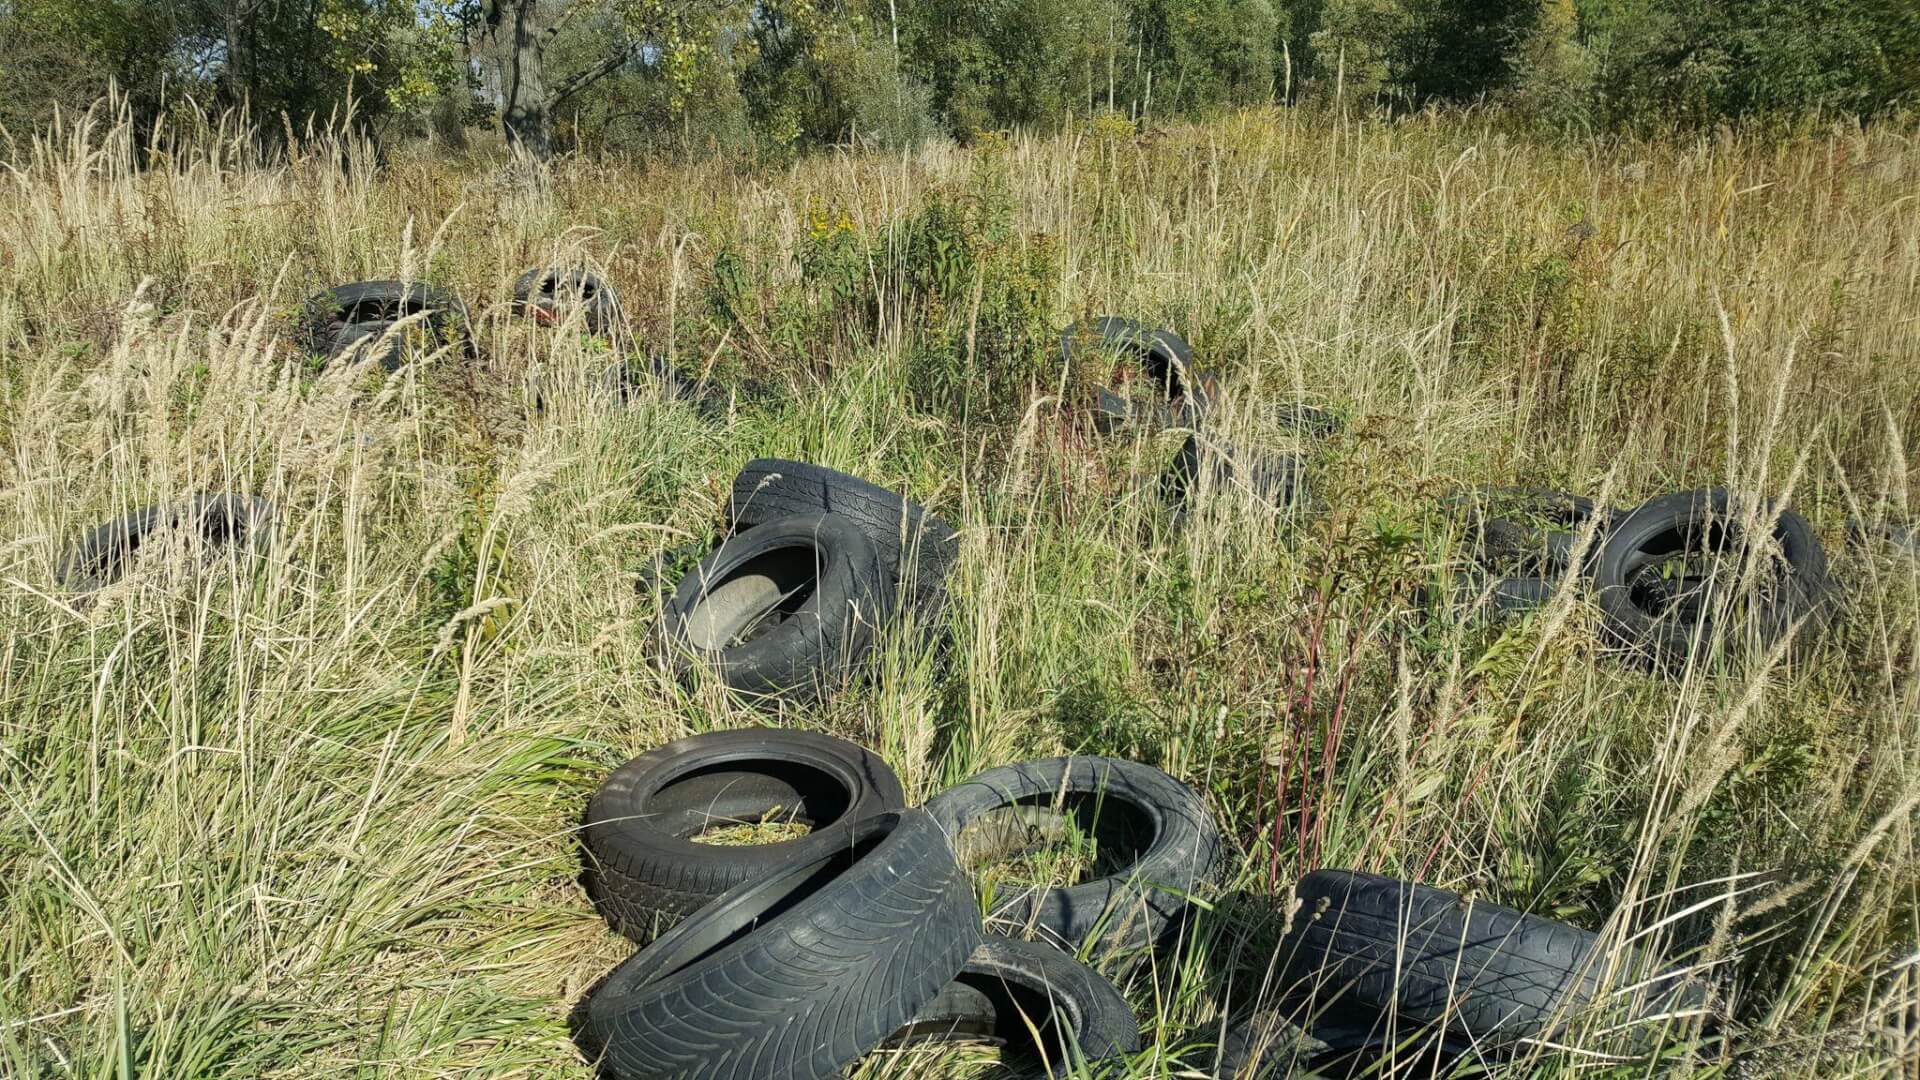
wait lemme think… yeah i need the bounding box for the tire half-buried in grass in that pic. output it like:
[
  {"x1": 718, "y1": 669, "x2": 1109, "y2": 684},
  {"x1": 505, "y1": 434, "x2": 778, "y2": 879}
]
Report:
[
  {"x1": 1061, "y1": 316, "x2": 1218, "y2": 432},
  {"x1": 511, "y1": 266, "x2": 623, "y2": 337},
  {"x1": 581, "y1": 728, "x2": 907, "y2": 942},
  {"x1": 58, "y1": 494, "x2": 276, "y2": 592},
  {"x1": 581, "y1": 808, "x2": 981, "y2": 1080},
  {"x1": 659, "y1": 510, "x2": 892, "y2": 708},
  {"x1": 302, "y1": 279, "x2": 474, "y2": 371},
  {"x1": 924, "y1": 755, "x2": 1222, "y2": 958}
]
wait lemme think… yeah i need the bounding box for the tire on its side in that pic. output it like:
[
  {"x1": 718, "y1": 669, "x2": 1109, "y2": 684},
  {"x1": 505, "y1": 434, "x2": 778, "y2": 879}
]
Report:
[
  {"x1": 57, "y1": 494, "x2": 276, "y2": 591},
  {"x1": 1592, "y1": 487, "x2": 1831, "y2": 667},
  {"x1": 660, "y1": 511, "x2": 892, "y2": 707},
  {"x1": 581, "y1": 728, "x2": 907, "y2": 941},
  {"x1": 512, "y1": 267, "x2": 623, "y2": 337},
  {"x1": 886, "y1": 937, "x2": 1141, "y2": 1072},
  {"x1": 582, "y1": 808, "x2": 982, "y2": 1080},
  {"x1": 1160, "y1": 434, "x2": 1308, "y2": 525},
  {"x1": 302, "y1": 279, "x2": 474, "y2": 371},
  {"x1": 924, "y1": 756, "x2": 1223, "y2": 957},
  {"x1": 1277, "y1": 870, "x2": 1710, "y2": 1054},
  {"x1": 1061, "y1": 316, "x2": 1215, "y2": 431},
  {"x1": 1448, "y1": 487, "x2": 1615, "y2": 578},
  {"x1": 726, "y1": 459, "x2": 959, "y2": 620}
]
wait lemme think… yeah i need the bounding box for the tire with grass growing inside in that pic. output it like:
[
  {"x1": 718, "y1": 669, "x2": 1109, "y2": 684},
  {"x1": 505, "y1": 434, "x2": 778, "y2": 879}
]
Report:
[
  {"x1": 1276, "y1": 870, "x2": 1710, "y2": 1057},
  {"x1": 302, "y1": 279, "x2": 474, "y2": 371},
  {"x1": 659, "y1": 511, "x2": 892, "y2": 707},
  {"x1": 1061, "y1": 316, "x2": 1217, "y2": 432},
  {"x1": 581, "y1": 728, "x2": 907, "y2": 941},
  {"x1": 581, "y1": 809, "x2": 981, "y2": 1080},
  {"x1": 1591, "y1": 487, "x2": 1831, "y2": 668},
  {"x1": 511, "y1": 267, "x2": 623, "y2": 337},
  {"x1": 924, "y1": 756, "x2": 1222, "y2": 958},
  {"x1": 726, "y1": 459, "x2": 959, "y2": 620},
  {"x1": 885, "y1": 937, "x2": 1141, "y2": 1072}
]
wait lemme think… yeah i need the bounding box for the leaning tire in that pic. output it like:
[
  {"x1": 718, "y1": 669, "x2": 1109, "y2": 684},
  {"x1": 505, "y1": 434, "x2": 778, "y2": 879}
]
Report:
[
  {"x1": 726, "y1": 459, "x2": 959, "y2": 619},
  {"x1": 581, "y1": 728, "x2": 907, "y2": 941},
  {"x1": 924, "y1": 756, "x2": 1222, "y2": 957},
  {"x1": 1592, "y1": 487, "x2": 1831, "y2": 667},
  {"x1": 583, "y1": 808, "x2": 982, "y2": 1080},
  {"x1": 1062, "y1": 316, "x2": 1216, "y2": 432},
  {"x1": 58, "y1": 494, "x2": 276, "y2": 591},
  {"x1": 302, "y1": 279, "x2": 473, "y2": 371},
  {"x1": 660, "y1": 512, "x2": 892, "y2": 707},
  {"x1": 1277, "y1": 870, "x2": 1709, "y2": 1052},
  {"x1": 887, "y1": 937, "x2": 1141, "y2": 1070},
  {"x1": 1160, "y1": 434, "x2": 1308, "y2": 522},
  {"x1": 512, "y1": 267, "x2": 623, "y2": 337}
]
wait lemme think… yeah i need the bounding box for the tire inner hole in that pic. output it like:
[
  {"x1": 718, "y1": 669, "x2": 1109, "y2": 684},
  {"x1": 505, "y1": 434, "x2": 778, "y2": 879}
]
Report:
[
  {"x1": 1623, "y1": 520, "x2": 1792, "y2": 621},
  {"x1": 682, "y1": 543, "x2": 820, "y2": 650},
  {"x1": 888, "y1": 971, "x2": 1071, "y2": 1056},
  {"x1": 652, "y1": 759, "x2": 849, "y2": 844},
  {"x1": 959, "y1": 794, "x2": 1153, "y2": 893},
  {"x1": 342, "y1": 295, "x2": 427, "y2": 324}
]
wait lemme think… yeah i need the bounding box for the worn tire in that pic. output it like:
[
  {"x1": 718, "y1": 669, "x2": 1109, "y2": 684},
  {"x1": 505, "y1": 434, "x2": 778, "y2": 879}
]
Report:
[
  {"x1": 1160, "y1": 434, "x2": 1309, "y2": 522},
  {"x1": 924, "y1": 756, "x2": 1222, "y2": 957},
  {"x1": 582, "y1": 808, "x2": 982, "y2": 1080},
  {"x1": 1062, "y1": 316, "x2": 1215, "y2": 431},
  {"x1": 660, "y1": 512, "x2": 891, "y2": 707},
  {"x1": 57, "y1": 494, "x2": 276, "y2": 591},
  {"x1": 1592, "y1": 487, "x2": 1831, "y2": 667},
  {"x1": 726, "y1": 459, "x2": 959, "y2": 619},
  {"x1": 302, "y1": 279, "x2": 473, "y2": 370},
  {"x1": 512, "y1": 267, "x2": 623, "y2": 337},
  {"x1": 1277, "y1": 871, "x2": 1709, "y2": 1053},
  {"x1": 1449, "y1": 487, "x2": 1615, "y2": 577},
  {"x1": 1448, "y1": 573, "x2": 1558, "y2": 616},
  {"x1": 887, "y1": 937, "x2": 1141, "y2": 1070},
  {"x1": 581, "y1": 728, "x2": 907, "y2": 941}
]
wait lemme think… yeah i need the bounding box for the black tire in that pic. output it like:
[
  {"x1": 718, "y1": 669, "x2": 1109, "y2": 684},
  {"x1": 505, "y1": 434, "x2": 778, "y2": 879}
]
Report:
[
  {"x1": 1592, "y1": 487, "x2": 1831, "y2": 667},
  {"x1": 660, "y1": 512, "x2": 892, "y2": 707},
  {"x1": 58, "y1": 494, "x2": 276, "y2": 591},
  {"x1": 924, "y1": 756, "x2": 1223, "y2": 957},
  {"x1": 1277, "y1": 870, "x2": 1709, "y2": 1053},
  {"x1": 581, "y1": 728, "x2": 908, "y2": 941},
  {"x1": 512, "y1": 267, "x2": 623, "y2": 337},
  {"x1": 1160, "y1": 434, "x2": 1308, "y2": 522},
  {"x1": 1448, "y1": 487, "x2": 1615, "y2": 577},
  {"x1": 1062, "y1": 316, "x2": 1215, "y2": 431},
  {"x1": 886, "y1": 937, "x2": 1141, "y2": 1071},
  {"x1": 302, "y1": 279, "x2": 473, "y2": 371},
  {"x1": 726, "y1": 459, "x2": 959, "y2": 619},
  {"x1": 1449, "y1": 573, "x2": 1558, "y2": 616},
  {"x1": 582, "y1": 808, "x2": 982, "y2": 1080}
]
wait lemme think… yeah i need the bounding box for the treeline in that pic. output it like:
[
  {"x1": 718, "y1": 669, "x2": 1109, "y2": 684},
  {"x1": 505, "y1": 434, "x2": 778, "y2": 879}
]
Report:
[{"x1": 2, "y1": 0, "x2": 1916, "y2": 156}]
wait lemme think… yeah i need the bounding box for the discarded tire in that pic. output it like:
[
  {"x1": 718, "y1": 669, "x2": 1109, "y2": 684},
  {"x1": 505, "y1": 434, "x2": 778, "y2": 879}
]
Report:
[
  {"x1": 1451, "y1": 487, "x2": 1616, "y2": 577},
  {"x1": 1062, "y1": 317, "x2": 1216, "y2": 432},
  {"x1": 512, "y1": 267, "x2": 622, "y2": 336},
  {"x1": 660, "y1": 511, "x2": 892, "y2": 706},
  {"x1": 582, "y1": 808, "x2": 981, "y2": 1080},
  {"x1": 925, "y1": 756, "x2": 1222, "y2": 956},
  {"x1": 887, "y1": 937, "x2": 1141, "y2": 1069},
  {"x1": 58, "y1": 494, "x2": 276, "y2": 591},
  {"x1": 1160, "y1": 433, "x2": 1308, "y2": 522},
  {"x1": 1449, "y1": 573, "x2": 1558, "y2": 616},
  {"x1": 302, "y1": 279, "x2": 472, "y2": 371},
  {"x1": 582, "y1": 728, "x2": 907, "y2": 940},
  {"x1": 1277, "y1": 870, "x2": 1709, "y2": 1052},
  {"x1": 727, "y1": 459, "x2": 959, "y2": 619},
  {"x1": 1593, "y1": 487, "x2": 1830, "y2": 666}
]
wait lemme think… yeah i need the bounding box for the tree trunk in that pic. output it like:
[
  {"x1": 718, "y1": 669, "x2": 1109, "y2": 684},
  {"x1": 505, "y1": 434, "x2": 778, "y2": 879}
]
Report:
[{"x1": 476, "y1": 0, "x2": 555, "y2": 157}]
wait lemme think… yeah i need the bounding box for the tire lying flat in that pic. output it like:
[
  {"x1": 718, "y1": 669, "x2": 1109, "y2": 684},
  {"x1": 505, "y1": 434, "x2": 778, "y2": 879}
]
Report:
[
  {"x1": 512, "y1": 267, "x2": 623, "y2": 336},
  {"x1": 58, "y1": 494, "x2": 276, "y2": 591},
  {"x1": 726, "y1": 459, "x2": 959, "y2": 619},
  {"x1": 924, "y1": 756, "x2": 1222, "y2": 957},
  {"x1": 583, "y1": 809, "x2": 981, "y2": 1080},
  {"x1": 302, "y1": 279, "x2": 473, "y2": 371},
  {"x1": 1277, "y1": 870, "x2": 1709, "y2": 1053},
  {"x1": 1160, "y1": 433, "x2": 1308, "y2": 524},
  {"x1": 582, "y1": 728, "x2": 907, "y2": 941},
  {"x1": 1592, "y1": 487, "x2": 1831, "y2": 667},
  {"x1": 886, "y1": 937, "x2": 1140, "y2": 1072},
  {"x1": 660, "y1": 511, "x2": 892, "y2": 707},
  {"x1": 1061, "y1": 316, "x2": 1216, "y2": 432}
]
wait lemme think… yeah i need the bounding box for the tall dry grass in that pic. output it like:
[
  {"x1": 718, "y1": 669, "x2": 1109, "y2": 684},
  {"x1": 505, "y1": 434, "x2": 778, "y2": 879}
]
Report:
[{"x1": 1, "y1": 99, "x2": 1916, "y2": 1077}]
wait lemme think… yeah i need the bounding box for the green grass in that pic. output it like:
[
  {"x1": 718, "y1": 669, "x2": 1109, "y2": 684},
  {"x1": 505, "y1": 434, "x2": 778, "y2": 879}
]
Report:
[{"x1": 0, "y1": 100, "x2": 1917, "y2": 1077}]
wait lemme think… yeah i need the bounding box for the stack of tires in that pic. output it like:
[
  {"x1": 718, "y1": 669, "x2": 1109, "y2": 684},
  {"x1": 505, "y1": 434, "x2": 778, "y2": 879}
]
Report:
[
  {"x1": 653, "y1": 459, "x2": 961, "y2": 708},
  {"x1": 1061, "y1": 316, "x2": 1328, "y2": 523},
  {"x1": 577, "y1": 729, "x2": 1223, "y2": 1079},
  {"x1": 1449, "y1": 485, "x2": 1833, "y2": 668}
]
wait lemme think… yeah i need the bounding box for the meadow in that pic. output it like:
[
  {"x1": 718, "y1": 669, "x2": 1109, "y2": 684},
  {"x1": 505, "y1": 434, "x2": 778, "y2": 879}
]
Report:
[{"x1": 1, "y1": 102, "x2": 1917, "y2": 1077}]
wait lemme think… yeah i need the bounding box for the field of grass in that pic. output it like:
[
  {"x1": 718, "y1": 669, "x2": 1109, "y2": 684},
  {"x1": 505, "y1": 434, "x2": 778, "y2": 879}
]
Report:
[{"x1": 1, "y1": 101, "x2": 1917, "y2": 1077}]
